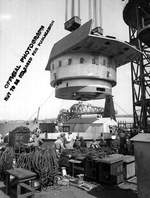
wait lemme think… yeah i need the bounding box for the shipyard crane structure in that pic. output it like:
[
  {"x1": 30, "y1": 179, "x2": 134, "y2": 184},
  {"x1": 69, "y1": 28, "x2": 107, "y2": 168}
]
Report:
[
  {"x1": 45, "y1": 0, "x2": 141, "y2": 125},
  {"x1": 57, "y1": 102, "x2": 104, "y2": 123},
  {"x1": 123, "y1": 0, "x2": 150, "y2": 132}
]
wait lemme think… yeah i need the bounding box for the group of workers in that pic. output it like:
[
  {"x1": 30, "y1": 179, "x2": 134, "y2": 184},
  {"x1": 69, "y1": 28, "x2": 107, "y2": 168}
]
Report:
[
  {"x1": 54, "y1": 131, "x2": 114, "y2": 158},
  {"x1": 54, "y1": 127, "x2": 135, "y2": 158},
  {"x1": 54, "y1": 131, "x2": 87, "y2": 157},
  {"x1": 31, "y1": 126, "x2": 135, "y2": 156},
  {"x1": 28, "y1": 127, "x2": 43, "y2": 147},
  {"x1": 2, "y1": 125, "x2": 134, "y2": 156}
]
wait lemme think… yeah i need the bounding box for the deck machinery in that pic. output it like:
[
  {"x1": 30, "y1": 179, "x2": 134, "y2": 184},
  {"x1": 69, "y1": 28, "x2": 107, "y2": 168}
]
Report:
[
  {"x1": 45, "y1": 0, "x2": 141, "y2": 119},
  {"x1": 123, "y1": 0, "x2": 150, "y2": 132}
]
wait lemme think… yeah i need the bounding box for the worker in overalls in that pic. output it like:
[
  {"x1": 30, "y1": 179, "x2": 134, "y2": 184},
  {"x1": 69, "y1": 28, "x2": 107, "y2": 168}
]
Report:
[{"x1": 65, "y1": 131, "x2": 74, "y2": 149}]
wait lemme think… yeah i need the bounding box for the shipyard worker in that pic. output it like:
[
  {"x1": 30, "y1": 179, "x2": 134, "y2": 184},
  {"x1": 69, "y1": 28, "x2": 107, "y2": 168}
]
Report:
[
  {"x1": 110, "y1": 134, "x2": 120, "y2": 153},
  {"x1": 55, "y1": 123, "x2": 59, "y2": 133},
  {"x1": 99, "y1": 133, "x2": 106, "y2": 147},
  {"x1": 4, "y1": 133, "x2": 9, "y2": 144},
  {"x1": 31, "y1": 127, "x2": 41, "y2": 139},
  {"x1": 118, "y1": 129, "x2": 126, "y2": 154},
  {"x1": 65, "y1": 131, "x2": 74, "y2": 149},
  {"x1": 34, "y1": 127, "x2": 41, "y2": 135},
  {"x1": 54, "y1": 134, "x2": 65, "y2": 157},
  {"x1": 90, "y1": 138, "x2": 100, "y2": 149},
  {"x1": 31, "y1": 132, "x2": 43, "y2": 147},
  {"x1": 0, "y1": 134, "x2": 3, "y2": 144},
  {"x1": 80, "y1": 136, "x2": 87, "y2": 148},
  {"x1": 73, "y1": 136, "x2": 81, "y2": 149}
]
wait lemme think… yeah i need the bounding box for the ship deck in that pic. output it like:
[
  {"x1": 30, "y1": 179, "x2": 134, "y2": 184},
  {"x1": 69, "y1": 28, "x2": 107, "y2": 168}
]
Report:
[{"x1": 0, "y1": 177, "x2": 137, "y2": 198}]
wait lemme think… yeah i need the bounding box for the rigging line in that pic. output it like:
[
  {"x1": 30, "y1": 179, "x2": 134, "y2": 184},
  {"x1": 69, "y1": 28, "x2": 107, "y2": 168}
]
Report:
[
  {"x1": 89, "y1": 0, "x2": 92, "y2": 20},
  {"x1": 39, "y1": 90, "x2": 54, "y2": 108},
  {"x1": 78, "y1": 0, "x2": 80, "y2": 18},
  {"x1": 71, "y1": 0, "x2": 75, "y2": 17},
  {"x1": 65, "y1": 0, "x2": 68, "y2": 22},
  {"x1": 113, "y1": 100, "x2": 130, "y2": 115},
  {"x1": 28, "y1": 90, "x2": 54, "y2": 120}
]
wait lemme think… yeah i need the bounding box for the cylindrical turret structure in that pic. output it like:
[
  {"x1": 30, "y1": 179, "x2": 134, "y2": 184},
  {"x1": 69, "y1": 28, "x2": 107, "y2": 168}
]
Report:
[
  {"x1": 50, "y1": 52, "x2": 116, "y2": 100},
  {"x1": 46, "y1": 20, "x2": 141, "y2": 101}
]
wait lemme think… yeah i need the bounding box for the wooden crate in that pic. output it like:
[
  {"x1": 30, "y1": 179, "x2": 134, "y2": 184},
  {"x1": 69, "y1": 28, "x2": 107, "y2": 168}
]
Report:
[
  {"x1": 84, "y1": 158, "x2": 100, "y2": 182},
  {"x1": 69, "y1": 159, "x2": 84, "y2": 177},
  {"x1": 6, "y1": 168, "x2": 37, "y2": 198},
  {"x1": 123, "y1": 155, "x2": 135, "y2": 180},
  {"x1": 97, "y1": 154, "x2": 124, "y2": 185}
]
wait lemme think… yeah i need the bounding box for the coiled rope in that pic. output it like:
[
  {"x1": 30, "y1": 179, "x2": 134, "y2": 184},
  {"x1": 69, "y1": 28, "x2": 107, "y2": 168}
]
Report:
[
  {"x1": 16, "y1": 147, "x2": 58, "y2": 189},
  {"x1": 0, "y1": 147, "x2": 14, "y2": 180}
]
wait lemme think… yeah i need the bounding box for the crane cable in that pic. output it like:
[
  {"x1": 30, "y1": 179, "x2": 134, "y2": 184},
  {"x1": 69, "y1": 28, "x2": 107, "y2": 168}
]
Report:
[
  {"x1": 27, "y1": 90, "x2": 54, "y2": 121},
  {"x1": 114, "y1": 99, "x2": 130, "y2": 115}
]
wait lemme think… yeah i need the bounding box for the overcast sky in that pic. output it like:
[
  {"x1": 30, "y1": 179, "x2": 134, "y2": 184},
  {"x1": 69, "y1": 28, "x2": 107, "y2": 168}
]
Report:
[{"x1": 0, "y1": 0, "x2": 132, "y2": 120}]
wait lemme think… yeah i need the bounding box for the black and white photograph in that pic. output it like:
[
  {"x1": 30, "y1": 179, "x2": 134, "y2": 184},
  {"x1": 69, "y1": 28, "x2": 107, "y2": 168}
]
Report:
[{"x1": 0, "y1": 0, "x2": 149, "y2": 197}]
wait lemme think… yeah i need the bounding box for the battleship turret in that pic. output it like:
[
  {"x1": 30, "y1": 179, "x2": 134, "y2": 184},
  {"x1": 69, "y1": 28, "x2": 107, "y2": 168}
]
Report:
[{"x1": 46, "y1": 0, "x2": 141, "y2": 101}]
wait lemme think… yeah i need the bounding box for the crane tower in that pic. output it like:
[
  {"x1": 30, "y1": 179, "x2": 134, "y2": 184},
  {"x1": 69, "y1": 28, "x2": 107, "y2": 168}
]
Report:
[
  {"x1": 45, "y1": 0, "x2": 141, "y2": 117},
  {"x1": 123, "y1": 0, "x2": 150, "y2": 132}
]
